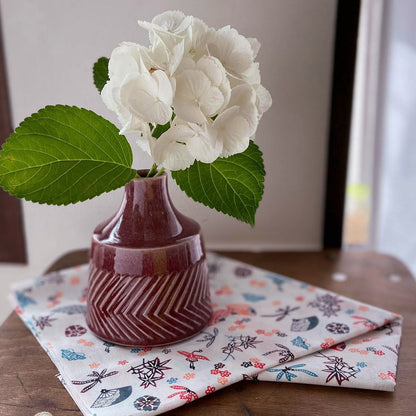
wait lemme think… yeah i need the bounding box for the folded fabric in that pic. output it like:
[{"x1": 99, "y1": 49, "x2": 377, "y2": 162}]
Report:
[{"x1": 10, "y1": 253, "x2": 402, "y2": 416}]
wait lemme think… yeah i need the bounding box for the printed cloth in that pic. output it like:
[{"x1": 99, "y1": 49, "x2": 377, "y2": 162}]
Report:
[{"x1": 10, "y1": 253, "x2": 402, "y2": 415}]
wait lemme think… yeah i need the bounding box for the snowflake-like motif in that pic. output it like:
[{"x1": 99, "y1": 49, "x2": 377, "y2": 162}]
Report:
[
  {"x1": 128, "y1": 357, "x2": 171, "y2": 388},
  {"x1": 318, "y1": 353, "x2": 359, "y2": 385},
  {"x1": 33, "y1": 314, "x2": 56, "y2": 330},
  {"x1": 309, "y1": 294, "x2": 343, "y2": 317}
]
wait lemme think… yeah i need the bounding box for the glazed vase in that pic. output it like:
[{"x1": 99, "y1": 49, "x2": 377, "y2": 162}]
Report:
[{"x1": 85, "y1": 170, "x2": 212, "y2": 347}]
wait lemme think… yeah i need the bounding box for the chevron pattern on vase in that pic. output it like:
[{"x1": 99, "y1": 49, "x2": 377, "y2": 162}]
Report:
[{"x1": 86, "y1": 259, "x2": 212, "y2": 347}]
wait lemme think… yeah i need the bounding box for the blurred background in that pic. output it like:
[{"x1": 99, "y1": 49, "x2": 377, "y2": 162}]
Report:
[{"x1": 0, "y1": 0, "x2": 414, "y2": 324}]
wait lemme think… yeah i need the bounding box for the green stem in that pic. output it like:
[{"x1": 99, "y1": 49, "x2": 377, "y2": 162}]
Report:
[
  {"x1": 154, "y1": 167, "x2": 165, "y2": 177},
  {"x1": 147, "y1": 163, "x2": 158, "y2": 177}
]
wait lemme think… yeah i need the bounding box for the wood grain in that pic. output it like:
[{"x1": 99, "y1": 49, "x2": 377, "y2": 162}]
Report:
[{"x1": 1, "y1": 250, "x2": 415, "y2": 416}]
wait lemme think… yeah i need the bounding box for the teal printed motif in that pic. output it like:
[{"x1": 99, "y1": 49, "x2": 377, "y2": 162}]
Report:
[{"x1": 267, "y1": 364, "x2": 318, "y2": 381}]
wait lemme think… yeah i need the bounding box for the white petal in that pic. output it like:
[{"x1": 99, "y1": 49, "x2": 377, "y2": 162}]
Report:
[
  {"x1": 256, "y1": 84, "x2": 273, "y2": 116},
  {"x1": 120, "y1": 74, "x2": 172, "y2": 125},
  {"x1": 173, "y1": 97, "x2": 206, "y2": 125},
  {"x1": 196, "y1": 56, "x2": 225, "y2": 86},
  {"x1": 214, "y1": 106, "x2": 251, "y2": 157},
  {"x1": 199, "y1": 86, "x2": 224, "y2": 116},
  {"x1": 190, "y1": 17, "x2": 209, "y2": 59},
  {"x1": 101, "y1": 80, "x2": 118, "y2": 112},
  {"x1": 168, "y1": 39, "x2": 185, "y2": 75},
  {"x1": 186, "y1": 123, "x2": 222, "y2": 163},
  {"x1": 176, "y1": 56, "x2": 196, "y2": 73},
  {"x1": 152, "y1": 10, "x2": 190, "y2": 34},
  {"x1": 229, "y1": 84, "x2": 259, "y2": 136},
  {"x1": 151, "y1": 125, "x2": 195, "y2": 170},
  {"x1": 152, "y1": 70, "x2": 173, "y2": 105},
  {"x1": 174, "y1": 69, "x2": 212, "y2": 123},
  {"x1": 108, "y1": 42, "x2": 152, "y2": 82},
  {"x1": 248, "y1": 37, "x2": 261, "y2": 59},
  {"x1": 207, "y1": 26, "x2": 254, "y2": 78},
  {"x1": 242, "y1": 62, "x2": 261, "y2": 86}
]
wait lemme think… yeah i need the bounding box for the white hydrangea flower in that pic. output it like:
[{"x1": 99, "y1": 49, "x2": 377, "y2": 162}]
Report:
[
  {"x1": 150, "y1": 120, "x2": 221, "y2": 170},
  {"x1": 207, "y1": 26, "x2": 256, "y2": 79},
  {"x1": 139, "y1": 10, "x2": 193, "y2": 49},
  {"x1": 120, "y1": 69, "x2": 173, "y2": 125},
  {"x1": 102, "y1": 41, "x2": 174, "y2": 129},
  {"x1": 150, "y1": 124, "x2": 195, "y2": 170},
  {"x1": 102, "y1": 10, "x2": 272, "y2": 169},
  {"x1": 213, "y1": 105, "x2": 251, "y2": 157},
  {"x1": 173, "y1": 56, "x2": 230, "y2": 124},
  {"x1": 227, "y1": 84, "x2": 259, "y2": 137},
  {"x1": 188, "y1": 17, "x2": 209, "y2": 59},
  {"x1": 174, "y1": 119, "x2": 222, "y2": 164},
  {"x1": 138, "y1": 11, "x2": 191, "y2": 76}
]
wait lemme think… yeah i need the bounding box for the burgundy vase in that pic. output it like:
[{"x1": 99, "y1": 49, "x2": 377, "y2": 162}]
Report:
[{"x1": 85, "y1": 170, "x2": 212, "y2": 347}]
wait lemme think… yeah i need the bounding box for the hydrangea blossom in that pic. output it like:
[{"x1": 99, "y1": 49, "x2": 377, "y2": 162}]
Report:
[{"x1": 102, "y1": 10, "x2": 272, "y2": 170}]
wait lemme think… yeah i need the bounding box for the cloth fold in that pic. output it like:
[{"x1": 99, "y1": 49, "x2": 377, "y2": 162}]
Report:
[{"x1": 10, "y1": 253, "x2": 402, "y2": 416}]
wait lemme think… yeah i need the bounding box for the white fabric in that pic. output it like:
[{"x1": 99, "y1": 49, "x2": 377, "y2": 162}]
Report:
[{"x1": 10, "y1": 253, "x2": 402, "y2": 415}]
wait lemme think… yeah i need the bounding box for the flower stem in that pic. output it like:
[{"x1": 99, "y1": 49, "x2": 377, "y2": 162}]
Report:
[
  {"x1": 154, "y1": 167, "x2": 165, "y2": 177},
  {"x1": 147, "y1": 163, "x2": 158, "y2": 177}
]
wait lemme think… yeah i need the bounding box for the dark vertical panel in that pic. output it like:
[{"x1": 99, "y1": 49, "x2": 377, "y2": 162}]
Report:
[
  {"x1": 323, "y1": 0, "x2": 361, "y2": 248},
  {"x1": 0, "y1": 11, "x2": 27, "y2": 263}
]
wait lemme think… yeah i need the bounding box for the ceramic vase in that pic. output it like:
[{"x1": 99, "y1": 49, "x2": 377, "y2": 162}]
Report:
[{"x1": 85, "y1": 170, "x2": 212, "y2": 346}]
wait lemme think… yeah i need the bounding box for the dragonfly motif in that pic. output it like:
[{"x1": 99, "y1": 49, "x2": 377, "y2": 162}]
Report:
[
  {"x1": 72, "y1": 368, "x2": 118, "y2": 393},
  {"x1": 262, "y1": 306, "x2": 300, "y2": 321},
  {"x1": 177, "y1": 350, "x2": 210, "y2": 369}
]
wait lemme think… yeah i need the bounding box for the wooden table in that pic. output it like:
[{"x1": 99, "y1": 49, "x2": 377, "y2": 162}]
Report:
[{"x1": 1, "y1": 250, "x2": 415, "y2": 416}]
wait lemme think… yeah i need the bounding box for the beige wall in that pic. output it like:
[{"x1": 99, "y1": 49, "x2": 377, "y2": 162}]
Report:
[{"x1": 0, "y1": 0, "x2": 336, "y2": 322}]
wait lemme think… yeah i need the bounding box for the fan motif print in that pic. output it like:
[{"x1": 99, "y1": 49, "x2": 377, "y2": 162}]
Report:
[{"x1": 11, "y1": 253, "x2": 402, "y2": 415}]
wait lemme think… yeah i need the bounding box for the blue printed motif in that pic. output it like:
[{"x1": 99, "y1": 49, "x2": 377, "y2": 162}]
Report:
[
  {"x1": 265, "y1": 273, "x2": 288, "y2": 291},
  {"x1": 166, "y1": 377, "x2": 178, "y2": 384},
  {"x1": 291, "y1": 336, "x2": 309, "y2": 350},
  {"x1": 243, "y1": 293, "x2": 266, "y2": 302},
  {"x1": 91, "y1": 386, "x2": 132, "y2": 408},
  {"x1": 53, "y1": 305, "x2": 87, "y2": 315},
  {"x1": 356, "y1": 362, "x2": 367, "y2": 368},
  {"x1": 134, "y1": 395, "x2": 161, "y2": 411},
  {"x1": 16, "y1": 291, "x2": 37, "y2": 309},
  {"x1": 267, "y1": 363, "x2": 318, "y2": 381},
  {"x1": 61, "y1": 349, "x2": 86, "y2": 361}
]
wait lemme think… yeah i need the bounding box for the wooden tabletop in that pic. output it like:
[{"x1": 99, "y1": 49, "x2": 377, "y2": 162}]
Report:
[{"x1": 0, "y1": 250, "x2": 415, "y2": 416}]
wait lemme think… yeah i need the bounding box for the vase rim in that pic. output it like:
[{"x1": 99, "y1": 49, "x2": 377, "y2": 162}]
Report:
[{"x1": 135, "y1": 169, "x2": 167, "y2": 179}]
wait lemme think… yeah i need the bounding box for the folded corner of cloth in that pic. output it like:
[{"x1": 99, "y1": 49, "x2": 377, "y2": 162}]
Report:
[{"x1": 10, "y1": 252, "x2": 403, "y2": 416}]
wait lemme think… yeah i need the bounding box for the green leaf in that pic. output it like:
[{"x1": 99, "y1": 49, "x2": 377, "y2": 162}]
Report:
[
  {"x1": 151, "y1": 121, "x2": 171, "y2": 139},
  {"x1": 93, "y1": 57, "x2": 109, "y2": 93},
  {"x1": 172, "y1": 141, "x2": 265, "y2": 226},
  {"x1": 0, "y1": 105, "x2": 136, "y2": 205}
]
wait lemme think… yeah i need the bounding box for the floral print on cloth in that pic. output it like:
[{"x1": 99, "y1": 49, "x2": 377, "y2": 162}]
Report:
[{"x1": 10, "y1": 253, "x2": 402, "y2": 416}]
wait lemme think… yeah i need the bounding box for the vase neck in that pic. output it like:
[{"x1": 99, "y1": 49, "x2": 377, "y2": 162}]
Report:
[{"x1": 95, "y1": 173, "x2": 199, "y2": 247}]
